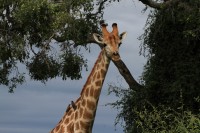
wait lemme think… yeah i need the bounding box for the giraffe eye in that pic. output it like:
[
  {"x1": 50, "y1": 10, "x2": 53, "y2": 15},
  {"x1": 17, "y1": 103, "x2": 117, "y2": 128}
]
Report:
[
  {"x1": 103, "y1": 43, "x2": 107, "y2": 47},
  {"x1": 119, "y1": 42, "x2": 122, "y2": 47}
]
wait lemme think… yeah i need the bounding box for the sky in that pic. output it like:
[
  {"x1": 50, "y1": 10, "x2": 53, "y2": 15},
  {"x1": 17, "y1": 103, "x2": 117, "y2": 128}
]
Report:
[{"x1": 0, "y1": 1, "x2": 149, "y2": 133}]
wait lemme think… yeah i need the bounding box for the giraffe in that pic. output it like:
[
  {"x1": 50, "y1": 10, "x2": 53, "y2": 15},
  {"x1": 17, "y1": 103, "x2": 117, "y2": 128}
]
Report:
[{"x1": 50, "y1": 23, "x2": 127, "y2": 133}]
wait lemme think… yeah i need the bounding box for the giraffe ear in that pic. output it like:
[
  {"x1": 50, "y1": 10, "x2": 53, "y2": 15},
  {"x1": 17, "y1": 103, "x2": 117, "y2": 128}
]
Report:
[
  {"x1": 120, "y1": 32, "x2": 127, "y2": 41},
  {"x1": 93, "y1": 33, "x2": 104, "y2": 44}
]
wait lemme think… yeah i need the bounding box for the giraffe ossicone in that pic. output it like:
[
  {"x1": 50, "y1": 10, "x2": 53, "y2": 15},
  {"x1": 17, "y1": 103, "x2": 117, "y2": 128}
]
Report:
[{"x1": 50, "y1": 23, "x2": 127, "y2": 133}]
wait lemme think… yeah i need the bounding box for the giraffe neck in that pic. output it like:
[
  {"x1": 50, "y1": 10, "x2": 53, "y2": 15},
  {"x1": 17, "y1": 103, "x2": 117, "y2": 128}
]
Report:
[
  {"x1": 50, "y1": 49, "x2": 111, "y2": 133},
  {"x1": 77, "y1": 49, "x2": 110, "y2": 131},
  {"x1": 81, "y1": 49, "x2": 110, "y2": 98}
]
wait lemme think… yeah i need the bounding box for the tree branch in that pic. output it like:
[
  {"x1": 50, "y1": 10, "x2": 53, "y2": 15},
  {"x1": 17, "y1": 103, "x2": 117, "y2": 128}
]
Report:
[
  {"x1": 88, "y1": 0, "x2": 108, "y2": 17},
  {"x1": 139, "y1": 0, "x2": 180, "y2": 10},
  {"x1": 112, "y1": 59, "x2": 144, "y2": 91}
]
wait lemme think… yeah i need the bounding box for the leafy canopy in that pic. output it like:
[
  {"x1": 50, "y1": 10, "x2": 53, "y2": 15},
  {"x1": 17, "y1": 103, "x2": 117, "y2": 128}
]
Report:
[
  {"x1": 141, "y1": 0, "x2": 200, "y2": 112},
  {"x1": 109, "y1": 0, "x2": 200, "y2": 132},
  {"x1": 0, "y1": 0, "x2": 110, "y2": 92}
]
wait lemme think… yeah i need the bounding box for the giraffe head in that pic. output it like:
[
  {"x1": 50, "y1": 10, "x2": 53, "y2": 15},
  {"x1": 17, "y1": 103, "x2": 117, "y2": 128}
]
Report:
[{"x1": 93, "y1": 23, "x2": 127, "y2": 61}]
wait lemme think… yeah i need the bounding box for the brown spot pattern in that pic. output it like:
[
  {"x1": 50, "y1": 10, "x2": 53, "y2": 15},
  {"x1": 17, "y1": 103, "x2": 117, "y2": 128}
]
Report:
[
  {"x1": 94, "y1": 89, "x2": 100, "y2": 98},
  {"x1": 101, "y1": 69, "x2": 106, "y2": 77},
  {"x1": 64, "y1": 118, "x2": 69, "y2": 124},
  {"x1": 83, "y1": 109, "x2": 93, "y2": 120},
  {"x1": 82, "y1": 99, "x2": 86, "y2": 106},
  {"x1": 97, "y1": 72, "x2": 101, "y2": 79},
  {"x1": 80, "y1": 121, "x2": 90, "y2": 130},
  {"x1": 79, "y1": 107, "x2": 83, "y2": 118},
  {"x1": 68, "y1": 110, "x2": 72, "y2": 116},
  {"x1": 75, "y1": 111, "x2": 78, "y2": 120},
  {"x1": 90, "y1": 87, "x2": 94, "y2": 97},
  {"x1": 95, "y1": 80, "x2": 101, "y2": 86},
  {"x1": 87, "y1": 100, "x2": 96, "y2": 110}
]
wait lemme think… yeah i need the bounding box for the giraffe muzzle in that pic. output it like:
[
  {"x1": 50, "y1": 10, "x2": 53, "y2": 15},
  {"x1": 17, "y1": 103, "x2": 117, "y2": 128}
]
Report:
[
  {"x1": 111, "y1": 51, "x2": 120, "y2": 61},
  {"x1": 113, "y1": 51, "x2": 119, "y2": 56}
]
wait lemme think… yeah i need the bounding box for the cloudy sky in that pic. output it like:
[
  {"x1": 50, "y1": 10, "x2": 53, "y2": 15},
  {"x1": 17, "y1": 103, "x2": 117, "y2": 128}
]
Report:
[{"x1": 0, "y1": 1, "x2": 149, "y2": 133}]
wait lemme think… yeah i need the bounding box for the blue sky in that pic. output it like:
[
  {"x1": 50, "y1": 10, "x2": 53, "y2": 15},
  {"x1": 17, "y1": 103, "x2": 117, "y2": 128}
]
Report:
[{"x1": 0, "y1": 1, "x2": 149, "y2": 133}]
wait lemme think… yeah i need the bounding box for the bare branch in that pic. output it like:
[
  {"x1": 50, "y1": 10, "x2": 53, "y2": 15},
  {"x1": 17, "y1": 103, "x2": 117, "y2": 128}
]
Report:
[
  {"x1": 139, "y1": 0, "x2": 180, "y2": 10},
  {"x1": 112, "y1": 59, "x2": 144, "y2": 91}
]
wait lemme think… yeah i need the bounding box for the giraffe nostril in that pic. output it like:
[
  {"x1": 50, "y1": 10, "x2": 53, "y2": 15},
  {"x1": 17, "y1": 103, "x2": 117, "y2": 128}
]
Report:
[{"x1": 113, "y1": 51, "x2": 119, "y2": 56}]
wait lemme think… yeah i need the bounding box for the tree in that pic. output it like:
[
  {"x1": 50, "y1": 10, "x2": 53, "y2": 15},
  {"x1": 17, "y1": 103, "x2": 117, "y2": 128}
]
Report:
[
  {"x1": 0, "y1": 0, "x2": 111, "y2": 92},
  {"x1": 141, "y1": 0, "x2": 200, "y2": 113},
  {"x1": 2, "y1": 0, "x2": 200, "y2": 132},
  {"x1": 108, "y1": 0, "x2": 200, "y2": 132}
]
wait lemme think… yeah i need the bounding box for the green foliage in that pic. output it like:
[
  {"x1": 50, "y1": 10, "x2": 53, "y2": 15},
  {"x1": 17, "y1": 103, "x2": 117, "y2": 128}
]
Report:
[
  {"x1": 0, "y1": 0, "x2": 108, "y2": 92},
  {"x1": 134, "y1": 105, "x2": 200, "y2": 133},
  {"x1": 28, "y1": 52, "x2": 60, "y2": 82},
  {"x1": 60, "y1": 48, "x2": 87, "y2": 80},
  {"x1": 14, "y1": 0, "x2": 55, "y2": 46},
  {"x1": 140, "y1": 0, "x2": 200, "y2": 112},
  {"x1": 133, "y1": 104, "x2": 200, "y2": 133},
  {"x1": 108, "y1": 0, "x2": 200, "y2": 132},
  {"x1": 108, "y1": 85, "x2": 200, "y2": 133}
]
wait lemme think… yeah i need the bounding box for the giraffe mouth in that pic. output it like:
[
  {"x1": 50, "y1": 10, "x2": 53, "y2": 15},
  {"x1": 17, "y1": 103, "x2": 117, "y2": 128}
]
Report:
[
  {"x1": 111, "y1": 53, "x2": 121, "y2": 61},
  {"x1": 113, "y1": 51, "x2": 119, "y2": 56}
]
